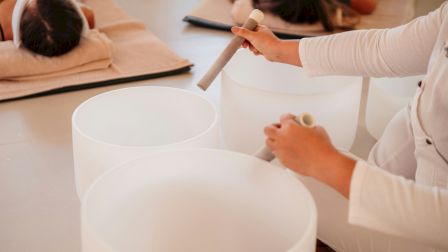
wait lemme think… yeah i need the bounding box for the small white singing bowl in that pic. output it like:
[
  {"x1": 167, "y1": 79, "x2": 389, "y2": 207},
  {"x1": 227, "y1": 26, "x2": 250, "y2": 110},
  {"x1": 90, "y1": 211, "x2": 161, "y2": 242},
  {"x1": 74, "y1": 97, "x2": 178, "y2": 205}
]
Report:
[
  {"x1": 221, "y1": 49, "x2": 362, "y2": 154},
  {"x1": 72, "y1": 86, "x2": 219, "y2": 199},
  {"x1": 366, "y1": 76, "x2": 421, "y2": 139},
  {"x1": 82, "y1": 149, "x2": 317, "y2": 252}
]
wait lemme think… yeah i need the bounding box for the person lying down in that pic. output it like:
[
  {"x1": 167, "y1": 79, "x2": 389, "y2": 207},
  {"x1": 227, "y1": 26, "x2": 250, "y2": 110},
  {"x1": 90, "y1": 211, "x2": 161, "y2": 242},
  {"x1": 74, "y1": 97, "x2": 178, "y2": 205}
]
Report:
[
  {"x1": 0, "y1": 0, "x2": 95, "y2": 57},
  {"x1": 232, "y1": 0, "x2": 377, "y2": 31}
]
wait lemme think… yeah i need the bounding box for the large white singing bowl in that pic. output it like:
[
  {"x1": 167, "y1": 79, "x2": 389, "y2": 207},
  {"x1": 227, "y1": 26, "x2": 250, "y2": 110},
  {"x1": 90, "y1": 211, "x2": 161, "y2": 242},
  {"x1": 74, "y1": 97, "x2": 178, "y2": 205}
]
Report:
[
  {"x1": 82, "y1": 149, "x2": 317, "y2": 252},
  {"x1": 366, "y1": 76, "x2": 421, "y2": 139},
  {"x1": 221, "y1": 49, "x2": 362, "y2": 154},
  {"x1": 72, "y1": 87, "x2": 219, "y2": 199}
]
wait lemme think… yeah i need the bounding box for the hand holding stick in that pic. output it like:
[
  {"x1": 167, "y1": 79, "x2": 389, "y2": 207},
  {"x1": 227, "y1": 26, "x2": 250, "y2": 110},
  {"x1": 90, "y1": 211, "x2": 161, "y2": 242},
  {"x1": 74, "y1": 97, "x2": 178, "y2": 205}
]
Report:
[
  {"x1": 254, "y1": 113, "x2": 316, "y2": 162},
  {"x1": 197, "y1": 9, "x2": 264, "y2": 91}
]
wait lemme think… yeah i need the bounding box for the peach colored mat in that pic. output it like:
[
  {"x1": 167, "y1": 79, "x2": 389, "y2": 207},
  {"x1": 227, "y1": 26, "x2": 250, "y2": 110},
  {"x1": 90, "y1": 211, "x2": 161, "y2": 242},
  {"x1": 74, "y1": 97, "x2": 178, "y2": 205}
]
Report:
[{"x1": 0, "y1": 0, "x2": 192, "y2": 101}]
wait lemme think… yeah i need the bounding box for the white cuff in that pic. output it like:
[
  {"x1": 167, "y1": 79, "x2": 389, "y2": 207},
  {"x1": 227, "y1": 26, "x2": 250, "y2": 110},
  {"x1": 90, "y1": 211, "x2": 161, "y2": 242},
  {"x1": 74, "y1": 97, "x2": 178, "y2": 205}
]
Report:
[
  {"x1": 299, "y1": 37, "x2": 325, "y2": 76},
  {"x1": 348, "y1": 160, "x2": 369, "y2": 224},
  {"x1": 348, "y1": 160, "x2": 405, "y2": 237}
]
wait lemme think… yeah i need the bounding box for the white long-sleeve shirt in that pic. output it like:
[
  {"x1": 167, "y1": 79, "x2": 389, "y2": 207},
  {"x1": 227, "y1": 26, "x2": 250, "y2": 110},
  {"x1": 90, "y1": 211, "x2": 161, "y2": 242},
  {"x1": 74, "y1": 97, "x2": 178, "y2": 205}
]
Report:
[{"x1": 300, "y1": 3, "x2": 448, "y2": 250}]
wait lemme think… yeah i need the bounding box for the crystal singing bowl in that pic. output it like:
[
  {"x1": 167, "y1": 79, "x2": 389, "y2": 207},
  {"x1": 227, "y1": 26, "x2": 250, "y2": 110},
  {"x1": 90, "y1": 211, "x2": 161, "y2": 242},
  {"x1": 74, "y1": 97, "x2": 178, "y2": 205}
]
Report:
[
  {"x1": 366, "y1": 76, "x2": 421, "y2": 139},
  {"x1": 72, "y1": 86, "x2": 219, "y2": 199},
  {"x1": 221, "y1": 49, "x2": 362, "y2": 154},
  {"x1": 82, "y1": 149, "x2": 317, "y2": 252}
]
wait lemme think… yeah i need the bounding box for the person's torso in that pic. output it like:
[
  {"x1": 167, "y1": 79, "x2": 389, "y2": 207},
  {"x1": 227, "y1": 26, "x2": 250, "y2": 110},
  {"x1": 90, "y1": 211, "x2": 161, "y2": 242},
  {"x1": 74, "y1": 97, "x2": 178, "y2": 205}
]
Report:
[{"x1": 411, "y1": 13, "x2": 448, "y2": 187}]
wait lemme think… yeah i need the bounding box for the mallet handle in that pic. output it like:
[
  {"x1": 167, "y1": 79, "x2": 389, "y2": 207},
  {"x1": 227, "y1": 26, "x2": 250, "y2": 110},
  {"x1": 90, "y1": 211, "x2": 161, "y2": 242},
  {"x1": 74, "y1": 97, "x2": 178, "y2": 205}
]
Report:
[
  {"x1": 198, "y1": 10, "x2": 264, "y2": 91},
  {"x1": 254, "y1": 113, "x2": 316, "y2": 162}
]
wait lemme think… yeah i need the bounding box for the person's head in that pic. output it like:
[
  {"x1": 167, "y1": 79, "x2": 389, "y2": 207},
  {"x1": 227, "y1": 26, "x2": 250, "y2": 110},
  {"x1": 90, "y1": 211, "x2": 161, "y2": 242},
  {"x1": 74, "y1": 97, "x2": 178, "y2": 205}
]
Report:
[
  {"x1": 252, "y1": 0, "x2": 334, "y2": 31},
  {"x1": 18, "y1": 0, "x2": 84, "y2": 57}
]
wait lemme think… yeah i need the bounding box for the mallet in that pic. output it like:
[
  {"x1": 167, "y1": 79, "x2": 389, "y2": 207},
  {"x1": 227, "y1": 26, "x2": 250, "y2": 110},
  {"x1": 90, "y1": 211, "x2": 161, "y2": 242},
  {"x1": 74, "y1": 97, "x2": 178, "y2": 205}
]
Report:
[
  {"x1": 254, "y1": 113, "x2": 316, "y2": 162},
  {"x1": 197, "y1": 9, "x2": 265, "y2": 91}
]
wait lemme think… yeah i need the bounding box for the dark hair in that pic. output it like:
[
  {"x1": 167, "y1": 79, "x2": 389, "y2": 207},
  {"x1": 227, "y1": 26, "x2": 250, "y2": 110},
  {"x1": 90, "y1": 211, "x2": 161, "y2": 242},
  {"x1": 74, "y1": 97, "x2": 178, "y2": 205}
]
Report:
[
  {"x1": 20, "y1": 0, "x2": 83, "y2": 57},
  {"x1": 253, "y1": 0, "x2": 334, "y2": 31}
]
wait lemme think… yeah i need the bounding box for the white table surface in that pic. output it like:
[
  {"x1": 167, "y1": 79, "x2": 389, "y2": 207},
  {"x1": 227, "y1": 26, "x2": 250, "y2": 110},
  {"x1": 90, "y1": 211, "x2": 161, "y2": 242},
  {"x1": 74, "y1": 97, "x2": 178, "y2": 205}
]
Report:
[
  {"x1": 2, "y1": 0, "x2": 439, "y2": 251},
  {"x1": 0, "y1": 1, "x2": 230, "y2": 251}
]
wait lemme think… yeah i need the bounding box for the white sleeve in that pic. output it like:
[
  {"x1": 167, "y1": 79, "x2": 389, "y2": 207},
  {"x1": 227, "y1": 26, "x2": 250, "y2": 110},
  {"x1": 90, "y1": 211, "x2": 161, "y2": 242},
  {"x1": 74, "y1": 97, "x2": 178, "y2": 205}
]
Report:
[
  {"x1": 299, "y1": 2, "x2": 447, "y2": 77},
  {"x1": 349, "y1": 161, "x2": 448, "y2": 250}
]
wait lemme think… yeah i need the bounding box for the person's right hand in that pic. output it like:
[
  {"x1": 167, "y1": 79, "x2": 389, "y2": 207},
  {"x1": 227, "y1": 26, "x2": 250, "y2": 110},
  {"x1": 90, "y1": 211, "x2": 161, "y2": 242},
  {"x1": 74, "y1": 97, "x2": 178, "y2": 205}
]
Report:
[
  {"x1": 231, "y1": 25, "x2": 280, "y2": 60},
  {"x1": 231, "y1": 25, "x2": 302, "y2": 66}
]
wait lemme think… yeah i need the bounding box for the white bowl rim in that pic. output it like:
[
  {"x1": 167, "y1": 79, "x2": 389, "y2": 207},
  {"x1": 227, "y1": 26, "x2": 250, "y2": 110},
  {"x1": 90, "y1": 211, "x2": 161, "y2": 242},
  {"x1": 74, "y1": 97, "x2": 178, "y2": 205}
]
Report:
[
  {"x1": 72, "y1": 86, "x2": 219, "y2": 149},
  {"x1": 81, "y1": 148, "x2": 317, "y2": 252},
  {"x1": 222, "y1": 50, "x2": 362, "y2": 97}
]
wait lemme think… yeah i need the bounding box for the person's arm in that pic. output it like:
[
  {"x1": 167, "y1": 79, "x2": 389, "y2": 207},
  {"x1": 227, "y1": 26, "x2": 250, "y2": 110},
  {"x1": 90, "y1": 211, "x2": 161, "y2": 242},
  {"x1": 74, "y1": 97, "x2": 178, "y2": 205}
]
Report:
[
  {"x1": 231, "y1": 25, "x2": 302, "y2": 66},
  {"x1": 264, "y1": 114, "x2": 356, "y2": 197},
  {"x1": 233, "y1": 2, "x2": 446, "y2": 77},
  {"x1": 349, "y1": 161, "x2": 448, "y2": 249},
  {"x1": 265, "y1": 114, "x2": 448, "y2": 249},
  {"x1": 77, "y1": 2, "x2": 95, "y2": 29}
]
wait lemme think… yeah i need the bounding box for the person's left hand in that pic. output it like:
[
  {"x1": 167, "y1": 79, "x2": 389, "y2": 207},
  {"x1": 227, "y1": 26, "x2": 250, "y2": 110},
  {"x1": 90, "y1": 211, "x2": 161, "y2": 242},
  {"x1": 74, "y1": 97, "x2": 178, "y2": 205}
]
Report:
[
  {"x1": 264, "y1": 114, "x2": 356, "y2": 198},
  {"x1": 264, "y1": 114, "x2": 338, "y2": 177}
]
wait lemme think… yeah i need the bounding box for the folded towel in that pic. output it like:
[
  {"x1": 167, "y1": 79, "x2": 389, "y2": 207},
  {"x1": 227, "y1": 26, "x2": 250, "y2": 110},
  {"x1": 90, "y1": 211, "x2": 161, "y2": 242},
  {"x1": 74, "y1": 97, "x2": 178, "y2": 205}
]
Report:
[
  {"x1": 230, "y1": 0, "x2": 415, "y2": 36},
  {"x1": 0, "y1": 0, "x2": 192, "y2": 101},
  {"x1": 0, "y1": 29, "x2": 113, "y2": 81}
]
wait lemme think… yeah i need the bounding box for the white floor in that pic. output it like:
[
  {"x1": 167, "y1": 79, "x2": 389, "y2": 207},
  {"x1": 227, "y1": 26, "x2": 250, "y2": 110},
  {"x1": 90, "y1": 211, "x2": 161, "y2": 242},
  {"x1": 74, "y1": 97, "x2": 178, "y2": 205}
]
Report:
[{"x1": 0, "y1": 0, "x2": 442, "y2": 251}]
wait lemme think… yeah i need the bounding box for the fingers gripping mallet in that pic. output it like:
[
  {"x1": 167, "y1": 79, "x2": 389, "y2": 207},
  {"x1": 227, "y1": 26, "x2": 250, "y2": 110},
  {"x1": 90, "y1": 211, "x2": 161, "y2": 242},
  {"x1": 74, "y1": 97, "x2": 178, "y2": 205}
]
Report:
[
  {"x1": 254, "y1": 113, "x2": 316, "y2": 162},
  {"x1": 197, "y1": 9, "x2": 264, "y2": 91}
]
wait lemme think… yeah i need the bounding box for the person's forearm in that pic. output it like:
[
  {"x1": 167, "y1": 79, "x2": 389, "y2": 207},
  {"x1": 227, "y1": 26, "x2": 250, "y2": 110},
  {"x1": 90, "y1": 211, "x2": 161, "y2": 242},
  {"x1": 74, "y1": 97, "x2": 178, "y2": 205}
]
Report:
[
  {"x1": 299, "y1": 5, "x2": 443, "y2": 77},
  {"x1": 311, "y1": 151, "x2": 356, "y2": 198},
  {"x1": 272, "y1": 39, "x2": 302, "y2": 67}
]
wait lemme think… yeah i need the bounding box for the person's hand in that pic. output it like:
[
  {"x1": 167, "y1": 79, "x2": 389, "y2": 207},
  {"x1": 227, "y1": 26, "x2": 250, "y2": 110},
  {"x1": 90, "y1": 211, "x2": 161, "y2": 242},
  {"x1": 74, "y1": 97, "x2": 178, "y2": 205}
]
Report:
[
  {"x1": 231, "y1": 25, "x2": 279, "y2": 58},
  {"x1": 79, "y1": 4, "x2": 95, "y2": 29},
  {"x1": 264, "y1": 114, "x2": 337, "y2": 176},
  {"x1": 231, "y1": 25, "x2": 302, "y2": 66},
  {"x1": 264, "y1": 114, "x2": 356, "y2": 198}
]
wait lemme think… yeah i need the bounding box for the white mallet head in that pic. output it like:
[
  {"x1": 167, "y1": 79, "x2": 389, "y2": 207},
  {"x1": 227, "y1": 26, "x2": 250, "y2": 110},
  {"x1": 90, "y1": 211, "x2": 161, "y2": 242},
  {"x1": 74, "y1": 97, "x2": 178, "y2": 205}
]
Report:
[{"x1": 249, "y1": 9, "x2": 264, "y2": 24}]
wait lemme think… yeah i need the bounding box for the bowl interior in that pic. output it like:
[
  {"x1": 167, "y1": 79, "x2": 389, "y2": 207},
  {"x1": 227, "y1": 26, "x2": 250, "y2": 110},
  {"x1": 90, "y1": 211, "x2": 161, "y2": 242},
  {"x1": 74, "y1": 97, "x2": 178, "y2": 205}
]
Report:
[
  {"x1": 73, "y1": 87, "x2": 216, "y2": 147},
  {"x1": 224, "y1": 49, "x2": 360, "y2": 95},
  {"x1": 83, "y1": 150, "x2": 316, "y2": 252}
]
